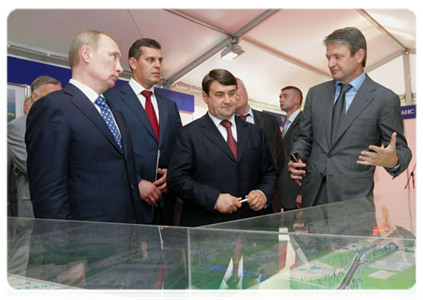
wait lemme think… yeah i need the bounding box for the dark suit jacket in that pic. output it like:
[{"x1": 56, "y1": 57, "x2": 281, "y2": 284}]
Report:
[
  {"x1": 26, "y1": 83, "x2": 143, "y2": 223},
  {"x1": 292, "y1": 75, "x2": 412, "y2": 207},
  {"x1": 251, "y1": 109, "x2": 284, "y2": 213},
  {"x1": 105, "y1": 83, "x2": 182, "y2": 224},
  {"x1": 280, "y1": 111, "x2": 302, "y2": 210},
  {"x1": 167, "y1": 113, "x2": 278, "y2": 227}
]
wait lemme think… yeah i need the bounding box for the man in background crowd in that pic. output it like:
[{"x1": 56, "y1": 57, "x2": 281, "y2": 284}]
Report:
[
  {"x1": 279, "y1": 86, "x2": 303, "y2": 210},
  {"x1": 235, "y1": 78, "x2": 284, "y2": 213},
  {"x1": 8, "y1": 76, "x2": 62, "y2": 217}
]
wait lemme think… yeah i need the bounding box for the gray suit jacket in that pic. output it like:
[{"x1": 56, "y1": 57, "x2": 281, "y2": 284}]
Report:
[
  {"x1": 280, "y1": 111, "x2": 302, "y2": 210},
  {"x1": 7, "y1": 116, "x2": 33, "y2": 217},
  {"x1": 292, "y1": 75, "x2": 412, "y2": 207}
]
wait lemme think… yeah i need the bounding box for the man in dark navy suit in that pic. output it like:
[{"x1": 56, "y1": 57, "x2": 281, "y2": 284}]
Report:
[
  {"x1": 167, "y1": 69, "x2": 278, "y2": 227},
  {"x1": 105, "y1": 38, "x2": 182, "y2": 225},
  {"x1": 26, "y1": 30, "x2": 143, "y2": 223}
]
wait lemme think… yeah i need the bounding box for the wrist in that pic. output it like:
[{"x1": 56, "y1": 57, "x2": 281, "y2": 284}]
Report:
[{"x1": 387, "y1": 155, "x2": 399, "y2": 169}]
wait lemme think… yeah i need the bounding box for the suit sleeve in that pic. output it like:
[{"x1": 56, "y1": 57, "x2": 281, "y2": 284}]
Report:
[
  {"x1": 7, "y1": 121, "x2": 27, "y2": 174},
  {"x1": 25, "y1": 97, "x2": 72, "y2": 219},
  {"x1": 379, "y1": 92, "x2": 412, "y2": 176},
  {"x1": 292, "y1": 90, "x2": 314, "y2": 161},
  {"x1": 167, "y1": 128, "x2": 221, "y2": 213},
  {"x1": 272, "y1": 116, "x2": 285, "y2": 175},
  {"x1": 256, "y1": 129, "x2": 279, "y2": 205},
  {"x1": 172, "y1": 100, "x2": 183, "y2": 129}
]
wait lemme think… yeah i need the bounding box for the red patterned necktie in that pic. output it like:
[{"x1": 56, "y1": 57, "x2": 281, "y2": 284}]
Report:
[
  {"x1": 141, "y1": 90, "x2": 159, "y2": 141},
  {"x1": 220, "y1": 120, "x2": 237, "y2": 160}
]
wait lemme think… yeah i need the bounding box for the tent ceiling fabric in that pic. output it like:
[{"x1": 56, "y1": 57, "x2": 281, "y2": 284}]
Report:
[{"x1": 7, "y1": 9, "x2": 416, "y2": 111}]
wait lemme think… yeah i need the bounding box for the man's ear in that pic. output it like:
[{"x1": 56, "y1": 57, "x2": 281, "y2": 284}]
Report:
[
  {"x1": 129, "y1": 57, "x2": 138, "y2": 71},
  {"x1": 81, "y1": 45, "x2": 92, "y2": 63},
  {"x1": 355, "y1": 48, "x2": 365, "y2": 64},
  {"x1": 202, "y1": 91, "x2": 209, "y2": 105}
]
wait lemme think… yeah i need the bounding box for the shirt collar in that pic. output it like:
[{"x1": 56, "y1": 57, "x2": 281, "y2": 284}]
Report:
[
  {"x1": 287, "y1": 109, "x2": 301, "y2": 122},
  {"x1": 236, "y1": 106, "x2": 254, "y2": 119},
  {"x1": 69, "y1": 79, "x2": 102, "y2": 103},
  {"x1": 208, "y1": 112, "x2": 237, "y2": 128},
  {"x1": 336, "y1": 71, "x2": 366, "y2": 92},
  {"x1": 129, "y1": 77, "x2": 155, "y2": 95}
]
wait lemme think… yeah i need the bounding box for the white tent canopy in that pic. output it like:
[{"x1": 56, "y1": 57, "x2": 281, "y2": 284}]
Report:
[{"x1": 7, "y1": 8, "x2": 416, "y2": 113}]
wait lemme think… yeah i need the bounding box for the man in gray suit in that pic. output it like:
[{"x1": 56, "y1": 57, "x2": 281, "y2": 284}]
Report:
[
  {"x1": 279, "y1": 86, "x2": 303, "y2": 210},
  {"x1": 7, "y1": 76, "x2": 62, "y2": 217},
  {"x1": 288, "y1": 27, "x2": 412, "y2": 207}
]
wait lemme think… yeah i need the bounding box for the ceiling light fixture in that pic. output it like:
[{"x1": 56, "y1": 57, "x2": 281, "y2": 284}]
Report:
[{"x1": 220, "y1": 40, "x2": 244, "y2": 61}]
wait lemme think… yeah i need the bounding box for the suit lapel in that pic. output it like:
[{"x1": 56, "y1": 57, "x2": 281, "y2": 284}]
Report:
[
  {"x1": 156, "y1": 93, "x2": 168, "y2": 147},
  {"x1": 236, "y1": 117, "x2": 250, "y2": 162},
  {"x1": 324, "y1": 81, "x2": 337, "y2": 148},
  {"x1": 120, "y1": 84, "x2": 158, "y2": 142},
  {"x1": 283, "y1": 111, "x2": 302, "y2": 141},
  {"x1": 66, "y1": 84, "x2": 122, "y2": 154},
  {"x1": 332, "y1": 76, "x2": 375, "y2": 145},
  {"x1": 200, "y1": 114, "x2": 237, "y2": 162},
  {"x1": 252, "y1": 109, "x2": 264, "y2": 127}
]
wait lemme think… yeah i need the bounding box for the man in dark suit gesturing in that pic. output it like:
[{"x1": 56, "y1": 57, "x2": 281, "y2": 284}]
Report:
[
  {"x1": 167, "y1": 69, "x2": 278, "y2": 226},
  {"x1": 235, "y1": 78, "x2": 284, "y2": 213},
  {"x1": 105, "y1": 38, "x2": 182, "y2": 225},
  {"x1": 26, "y1": 30, "x2": 143, "y2": 223},
  {"x1": 289, "y1": 27, "x2": 412, "y2": 207}
]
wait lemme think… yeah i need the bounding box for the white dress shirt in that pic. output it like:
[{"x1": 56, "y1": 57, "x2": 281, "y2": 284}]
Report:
[
  {"x1": 69, "y1": 79, "x2": 121, "y2": 134},
  {"x1": 128, "y1": 78, "x2": 160, "y2": 123}
]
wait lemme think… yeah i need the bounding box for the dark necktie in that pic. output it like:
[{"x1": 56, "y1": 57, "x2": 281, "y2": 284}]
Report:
[
  {"x1": 220, "y1": 120, "x2": 238, "y2": 160},
  {"x1": 94, "y1": 96, "x2": 123, "y2": 151},
  {"x1": 331, "y1": 83, "x2": 352, "y2": 144},
  {"x1": 141, "y1": 90, "x2": 159, "y2": 141}
]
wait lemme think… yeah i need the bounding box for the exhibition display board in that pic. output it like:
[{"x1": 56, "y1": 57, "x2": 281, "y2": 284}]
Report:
[{"x1": 7, "y1": 190, "x2": 415, "y2": 290}]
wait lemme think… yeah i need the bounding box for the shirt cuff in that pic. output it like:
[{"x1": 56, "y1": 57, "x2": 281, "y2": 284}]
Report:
[
  {"x1": 257, "y1": 190, "x2": 268, "y2": 209},
  {"x1": 386, "y1": 162, "x2": 401, "y2": 176}
]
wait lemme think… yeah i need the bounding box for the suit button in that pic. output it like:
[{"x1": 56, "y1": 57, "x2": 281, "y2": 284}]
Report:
[
  {"x1": 132, "y1": 212, "x2": 137, "y2": 219},
  {"x1": 327, "y1": 154, "x2": 332, "y2": 158},
  {"x1": 131, "y1": 184, "x2": 135, "y2": 189}
]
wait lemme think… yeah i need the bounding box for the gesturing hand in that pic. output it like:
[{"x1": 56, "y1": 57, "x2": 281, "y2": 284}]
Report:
[{"x1": 357, "y1": 132, "x2": 399, "y2": 168}]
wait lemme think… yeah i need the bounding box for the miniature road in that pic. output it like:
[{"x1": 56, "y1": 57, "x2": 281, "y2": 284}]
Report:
[{"x1": 336, "y1": 243, "x2": 398, "y2": 289}]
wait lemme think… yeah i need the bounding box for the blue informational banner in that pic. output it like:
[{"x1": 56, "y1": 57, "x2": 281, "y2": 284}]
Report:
[
  {"x1": 262, "y1": 110, "x2": 286, "y2": 126},
  {"x1": 155, "y1": 87, "x2": 194, "y2": 113},
  {"x1": 7, "y1": 56, "x2": 195, "y2": 113},
  {"x1": 401, "y1": 105, "x2": 416, "y2": 119}
]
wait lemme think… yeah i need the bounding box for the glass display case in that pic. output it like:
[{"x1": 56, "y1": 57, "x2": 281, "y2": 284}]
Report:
[{"x1": 7, "y1": 190, "x2": 415, "y2": 291}]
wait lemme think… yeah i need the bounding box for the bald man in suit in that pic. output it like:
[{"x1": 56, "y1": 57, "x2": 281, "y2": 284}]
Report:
[{"x1": 235, "y1": 78, "x2": 284, "y2": 213}]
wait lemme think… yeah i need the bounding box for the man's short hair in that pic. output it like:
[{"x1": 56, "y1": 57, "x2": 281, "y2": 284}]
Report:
[
  {"x1": 30, "y1": 76, "x2": 61, "y2": 93},
  {"x1": 202, "y1": 69, "x2": 237, "y2": 95},
  {"x1": 128, "y1": 38, "x2": 161, "y2": 61},
  {"x1": 68, "y1": 30, "x2": 112, "y2": 70},
  {"x1": 324, "y1": 27, "x2": 367, "y2": 68},
  {"x1": 282, "y1": 85, "x2": 303, "y2": 106}
]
